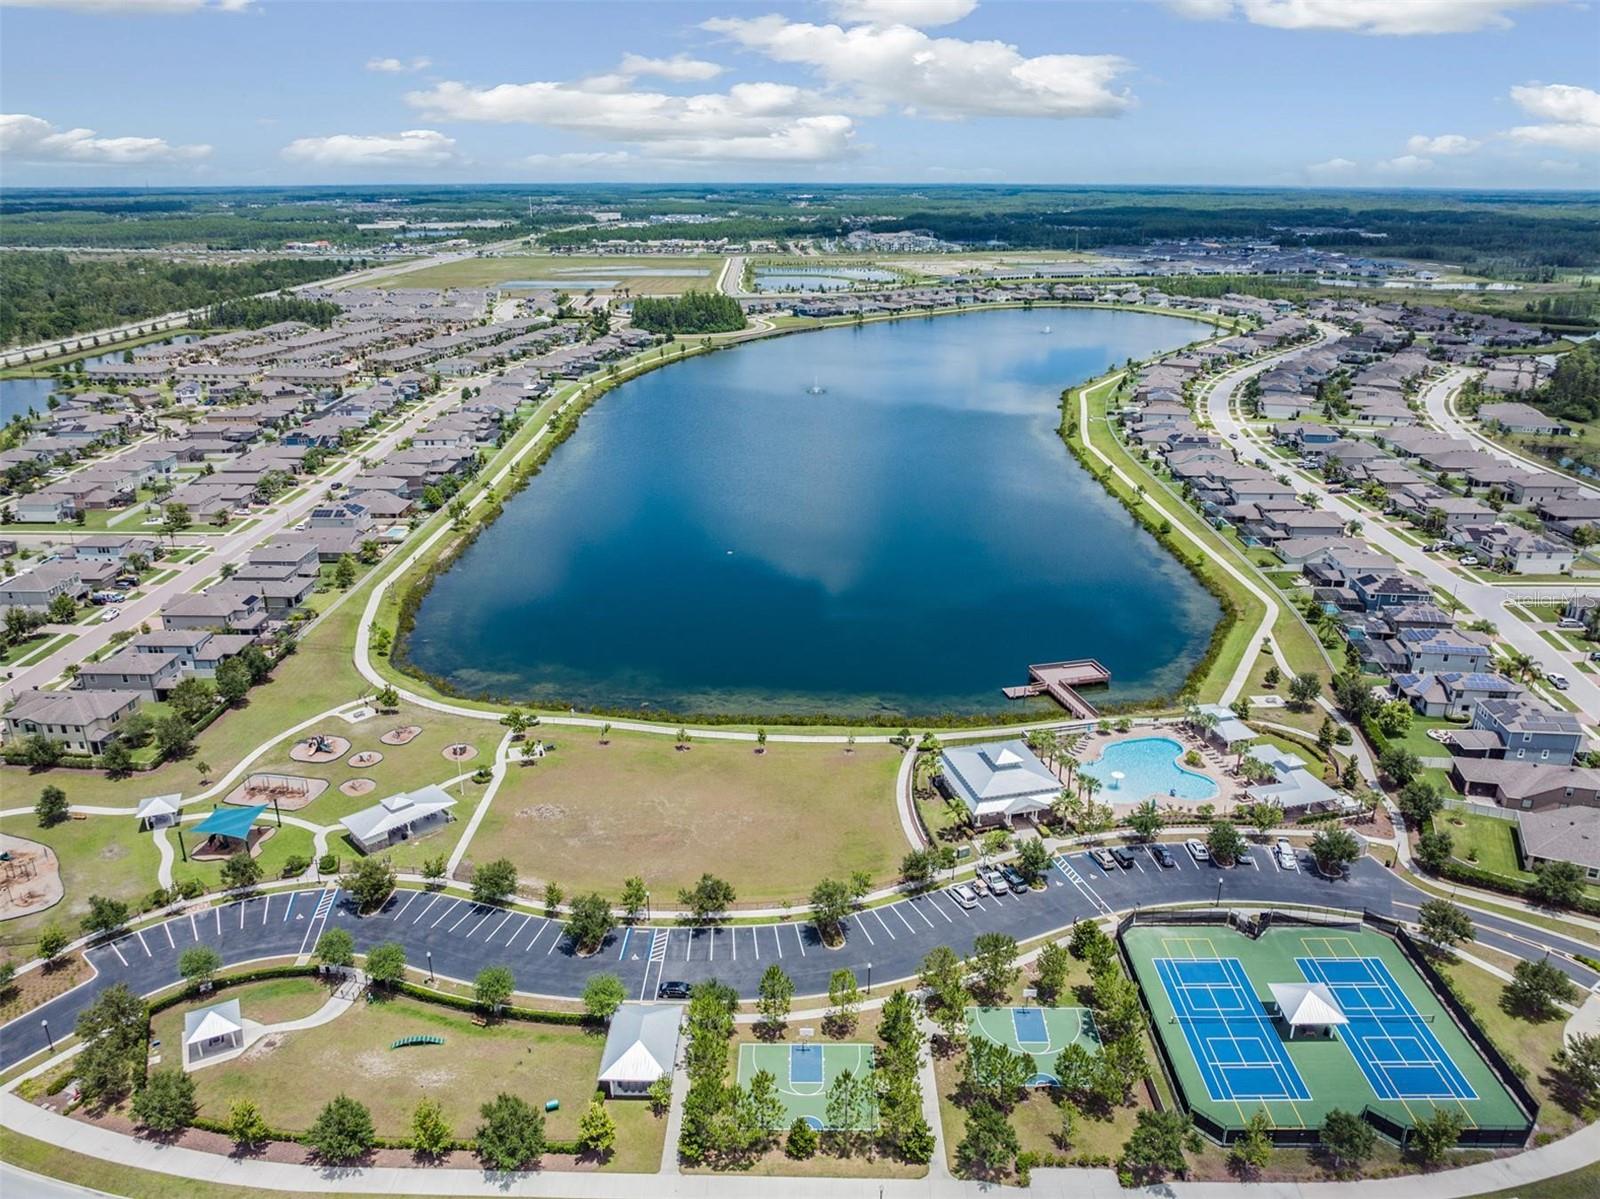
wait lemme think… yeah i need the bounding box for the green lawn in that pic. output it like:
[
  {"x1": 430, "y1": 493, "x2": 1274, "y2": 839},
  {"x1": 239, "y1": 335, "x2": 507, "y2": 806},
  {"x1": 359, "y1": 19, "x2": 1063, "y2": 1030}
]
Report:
[
  {"x1": 391, "y1": 253, "x2": 725, "y2": 294},
  {"x1": 0, "y1": 813, "x2": 163, "y2": 957},
  {"x1": 1436, "y1": 810, "x2": 1528, "y2": 878}
]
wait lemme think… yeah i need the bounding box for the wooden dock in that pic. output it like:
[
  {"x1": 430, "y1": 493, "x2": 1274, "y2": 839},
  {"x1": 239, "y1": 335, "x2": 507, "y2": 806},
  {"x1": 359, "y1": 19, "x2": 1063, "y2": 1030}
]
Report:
[{"x1": 1002, "y1": 659, "x2": 1111, "y2": 719}]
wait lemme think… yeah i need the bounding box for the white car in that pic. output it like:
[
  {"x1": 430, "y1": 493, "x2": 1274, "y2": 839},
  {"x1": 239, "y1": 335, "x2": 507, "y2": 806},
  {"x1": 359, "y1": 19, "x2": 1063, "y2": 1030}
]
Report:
[
  {"x1": 1186, "y1": 838, "x2": 1210, "y2": 863},
  {"x1": 1460, "y1": 555, "x2": 1480, "y2": 567},
  {"x1": 100, "y1": 608, "x2": 121, "y2": 623},
  {"x1": 949, "y1": 883, "x2": 979, "y2": 910},
  {"x1": 1549, "y1": 672, "x2": 1571, "y2": 691},
  {"x1": 1275, "y1": 838, "x2": 1298, "y2": 870}
]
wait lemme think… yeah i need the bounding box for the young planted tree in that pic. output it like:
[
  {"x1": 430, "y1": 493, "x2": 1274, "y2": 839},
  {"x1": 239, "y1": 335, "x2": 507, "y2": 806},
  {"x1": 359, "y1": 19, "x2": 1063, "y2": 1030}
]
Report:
[
  {"x1": 1417, "y1": 899, "x2": 1475, "y2": 954},
  {"x1": 954, "y1": 1101, "x2": 1019, "y2": 1179},
  {"x1": 827, "y1": 968, "x2": 862, "y2": 1034},
  {"x1": 566, "y1": 892, "x2": 615, "y2": 954},
  {"x1": 471, "y1": 858, "x2": 519, "y2": 905},
  {"x1": 1309, "y1": 827, "x2": 1360, "y2": 877},
  {"x1": 131, "y1": 1068, "x2": 197, "y2": 1133},
  {"x1": 475, "y1": 965, "x2": 517, "y2": 1015},
  {"x1": 577, "y1": 1097, "x2": 617, "y2": 1157},
  {"x1": 1122, "y1": 1108, "x2": 1202, "y2": 1181},
  {"x1": 583, "y1": 973, "x2": 626, "y2": 1020},
  {"x1": 756, "y1": 963, "x2": 795, "y2": 1033},
  {"x1": 365, "y1": 942, "x2": 407, "y2": 988},
  {"x1": 620, "y1": 875, "x2": 648, "y2": 922},
  {"x1": 228, "y1": 1099, "x2": 272, "y2": 1150},
  {"x1": 410, "y1": 1096, "x2": 454, "y2": 1158},
  {"x1": 341, "y1": 855, "x2": 396, "y2": 912},
  {"x1": 1409, "y1": 1107, "x2": 1466, "y2": 1166},
  {"x1": 1319, "y1": 1107, "x2": 1376, "y2": 1174},
  {"x1": 677, "y1": 873, "x2": 735, "y2": 922},
  {"x1": 314, "y1": 927, "x2": 355, "y2": 970},
  {"x1": 35, "y1": 785, "x2": 69, "y2": 827},
  {"x1": 1206, "y1": 820, "x2": 1247, "y2": 867},
  {"x1": 809, "y1": 877, "x2": 853, "y2": 946},
  {"x1": 306, "y1": 1094, "x2": 376, "y2": 1163},
  {"x1": 178, "y1": 945, "x2": 222, "y2": 990},
  {"x1": 1504, "y1": 957, "x2": 1579, "y2": 1020},
  {"x1": 970, "y1": 932, "x2": 1020, "y2": 1003},
  {"x1": 475, "y1": 1093, "x2": 546, "y2": 1170}
]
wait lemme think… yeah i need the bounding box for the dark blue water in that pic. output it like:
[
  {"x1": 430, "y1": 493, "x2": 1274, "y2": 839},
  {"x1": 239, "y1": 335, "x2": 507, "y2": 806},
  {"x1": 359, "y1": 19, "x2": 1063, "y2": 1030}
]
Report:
[{"x1": 404, "y1": 308, "x2": 1221, "y2": 717}]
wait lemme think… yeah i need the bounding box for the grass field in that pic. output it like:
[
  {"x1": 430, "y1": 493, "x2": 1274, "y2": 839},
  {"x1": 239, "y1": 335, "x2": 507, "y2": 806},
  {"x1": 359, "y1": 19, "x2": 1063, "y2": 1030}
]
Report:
[
  {"x1": 468, "y1": 732, "x2": 905, "y2": 905},
  {"x1": 1122, "y1": 923, "x2": 1529, "y2": 1138},
  {"x1": 390, "y1": 254, "x2": 724, "y2": 294},
  {"x1": 150, "y1": 991, "x2": 632, "y2": 1150},
  {"x1": 1432, "y1": 809, "x2": 1600, "y2": 900}
]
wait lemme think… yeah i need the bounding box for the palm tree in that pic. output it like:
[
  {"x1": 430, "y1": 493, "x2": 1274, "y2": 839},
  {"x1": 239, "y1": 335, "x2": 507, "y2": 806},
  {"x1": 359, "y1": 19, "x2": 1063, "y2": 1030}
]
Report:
[
  {"x1": 1503, "y1": 649, "x2": 1537, "y2": 683},
  {"x1": 1081, "y1": 775, "x2": 1103, "y2": 806}
]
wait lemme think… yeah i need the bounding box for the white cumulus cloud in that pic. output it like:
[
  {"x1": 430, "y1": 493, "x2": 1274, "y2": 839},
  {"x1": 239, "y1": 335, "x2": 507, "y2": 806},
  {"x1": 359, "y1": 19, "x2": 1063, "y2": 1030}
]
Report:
[
  {"x1": 1405, "y1": 133, "x2": 1480, "y2": 154},
  {"x1": 617, "y1": 53, "x2": 725, "y2": 82},
  {"x1": 281, "y1": 129, "x2": 460, "y2": 168},
  {"x1": 0, "y1": 112, "x2": 210, "y2": 163},
  {"x1": 1168, "y1": 0, "x2": 1555, "y2": 35},
  {"x1": 826, "y1": 0, "x2": 978, "y2": 26},
  {"x1": 702, "y1": 13, "x2": 1132, "y2": 119},
  {"x1": 1305, "y1": 156, "x2": 1357, "y2": 174},
  {"x1": 1505, "y1": 83, "x2": 1600, "y2": 152},
  {"x1": 366, "y1": 56, "x2": 431, "y2": 74},
  {"x1": 525, "y1": 151, "x2": 634, "y2": 167},
  {"x1": 1377, "y1": 154, "x2": 1434, "y2": 173},
  {"x1": 651, "y1": 114, "x2": 859, "y2": 162}
]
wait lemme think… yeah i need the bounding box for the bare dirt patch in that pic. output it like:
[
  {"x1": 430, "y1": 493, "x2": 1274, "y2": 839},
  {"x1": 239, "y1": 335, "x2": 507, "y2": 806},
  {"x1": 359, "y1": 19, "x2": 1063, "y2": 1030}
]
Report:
[{"x1": 241, "y1": 1033, "x2": 285, "y2": 1063}]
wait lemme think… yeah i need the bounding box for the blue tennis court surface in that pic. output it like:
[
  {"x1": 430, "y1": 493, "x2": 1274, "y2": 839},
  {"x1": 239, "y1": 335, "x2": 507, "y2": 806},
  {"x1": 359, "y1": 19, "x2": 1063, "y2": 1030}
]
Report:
[
  {"x1": 1013, "y1": 1007, "x2": 1048, "y2": 1046},
  {"x1": 1297, "y1": 957, "x2": 1477, "y2": 1101},
  {"x1": 1155, "y1": 957, "x2": 1311, "y2": 1102},
  {"x1": 790, "y1": 1043, "x2": 824, "y2": 1085}
]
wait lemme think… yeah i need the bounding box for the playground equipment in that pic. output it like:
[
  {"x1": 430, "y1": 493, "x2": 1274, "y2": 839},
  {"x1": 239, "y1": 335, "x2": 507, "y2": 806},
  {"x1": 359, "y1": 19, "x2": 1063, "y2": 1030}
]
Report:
[{"x1": 390, "y1": 1035, "x2": 445, "y2": 1049}]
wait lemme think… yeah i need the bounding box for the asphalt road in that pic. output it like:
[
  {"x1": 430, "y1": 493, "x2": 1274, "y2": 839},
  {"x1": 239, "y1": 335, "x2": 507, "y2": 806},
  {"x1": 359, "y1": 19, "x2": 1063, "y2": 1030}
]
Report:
[{"x1": 3, "y1": 853, "x2": 1593, "y2": 1073}]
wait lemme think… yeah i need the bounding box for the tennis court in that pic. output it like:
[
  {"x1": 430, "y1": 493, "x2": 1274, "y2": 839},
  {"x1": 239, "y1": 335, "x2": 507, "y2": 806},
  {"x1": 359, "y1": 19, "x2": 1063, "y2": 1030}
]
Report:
[
  {"x1": 1120, "y1": 922, "x2": 1532, "y2": 1140},
  {"x1": 1154, "y1": 956, "x2": 1312, "y2": 1102},
  {"x1": 966, "y1": 1005, "x2": 1101, "y2": 1086},
  {"x1": 736, "y1": 1041, "x2": 876, "y2": 1130},
  {"x1": 1297, "y1": 955, "x2": 1476, "y2": 1101}
]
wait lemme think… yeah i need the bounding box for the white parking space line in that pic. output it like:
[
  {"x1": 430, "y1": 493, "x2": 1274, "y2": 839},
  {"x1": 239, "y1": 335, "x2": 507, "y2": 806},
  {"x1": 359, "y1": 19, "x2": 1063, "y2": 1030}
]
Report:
[
  {"x1": 852, "y1": 916, "x2": 875, "y2": 947},
  {"x1": 750, "y1": 926, "x2": 759, "y2": 960},
  {"x1": 929, "y1": 896, "x2": 955, "y2": 923},
  {"x1": 163, "y1": 922, "x2": 175, "y2": 949},
  {"x1": 414, "y1": 894, "x2": 442, "y2": 924},
  {"x1": 485, "y1": 913, "x2": 513, "y2": 941},
  {"x1": 215, "y1": 906, "x2": 222, "y2": 937},
  {"x1": 392, "y1": 892, "x2": 420, "y2": 921},
  {"x1": 525, "y1": 921, "x2": 552, "y2": 953},
  {"x1": 709, "y1": 929, "x2": 716, "y2": 962},
  {"x1": 108, "y1": 940, "x2": 127, "y2": 967},
  {"x1": 546, "y1": 925, "x2": 565, "y2": 955},
  {"x1": 261, "y1": 895, "x2": 271, "y2": 924},
  {"x1": 281, "y1": 892, "x2": 298, "y2": 923},
  {"x1": 135, "y1": 929, "x2": 151, "y2": 957},
  {"x1": 907, "y1": 902, "x2": 934, "y2": 929},
  {"x1": 447, "y1": 907, "x2": 476, "y2": 933},
  {"x1": 238, "y1": 902, "x2": 246, "y2": 930},
  {"x1": 496, "y1": 914, "x2": 528, "y2": 945},
  {"x1": 189, "y1": 913, "x2": 198, "y2": 941},
  {"x1": 1132, "y1": 858, "x2": 1146, "y2": 874},
  {"x1": 793, "y1": 923, "x2": 807, "y2": 956},
  {"x1": 464, "y1": 911, "x2": 497, "y2": 938},
  {"x1": 730, "y1": 928, "x2": 736, "y2": 961},
  {"x1": 429, "y1": 900, "x2": 457, "y2": 929},
  {"x1": 892, "y1": 905, "x2": 918, "y2": 934},
  {"x1": 772, "y1": 926, "x2": 783, "y2": 959},
  {"x1": 871, "y1": 909, "x2": 897, "y2": 940}
]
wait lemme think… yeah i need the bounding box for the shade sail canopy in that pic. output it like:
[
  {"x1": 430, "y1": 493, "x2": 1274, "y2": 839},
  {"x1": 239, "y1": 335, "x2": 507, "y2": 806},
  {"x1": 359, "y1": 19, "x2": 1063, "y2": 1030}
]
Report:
[{"x1": 192, "y1": 803, "x2": 266, "y2": 840}]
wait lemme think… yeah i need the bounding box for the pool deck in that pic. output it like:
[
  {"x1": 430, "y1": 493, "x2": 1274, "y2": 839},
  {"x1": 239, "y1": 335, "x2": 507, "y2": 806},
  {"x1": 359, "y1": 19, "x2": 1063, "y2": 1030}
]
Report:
[
  {"x1": 1003, "y1": 658, "x2": 1110, "y2": 718},
  {"x1": 1076, "y1": 725, "x2": 1253, "y2": 813}
]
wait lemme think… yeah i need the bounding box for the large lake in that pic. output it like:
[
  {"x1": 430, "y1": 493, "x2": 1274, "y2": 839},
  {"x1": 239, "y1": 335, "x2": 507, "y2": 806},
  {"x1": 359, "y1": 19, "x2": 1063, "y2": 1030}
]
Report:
[{"x1": 403, "y1": 307, "x2": 1222, "y2": 718}]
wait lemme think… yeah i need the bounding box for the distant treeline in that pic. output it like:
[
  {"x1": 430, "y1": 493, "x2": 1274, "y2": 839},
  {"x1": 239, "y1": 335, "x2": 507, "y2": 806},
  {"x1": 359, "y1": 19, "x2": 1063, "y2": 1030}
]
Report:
[
  {"x1": 201, "y1": 295, "x2": 341, "y2": 330},
  {"x1": 1532, "y1": 341, "x2": 1600, "y2": 422},
  {"x1": 630, "y1": 291, "x2": 746, "y2": 335},
  {"x1": 0, "y1": 252, "x2": 350, "y2": 346}
]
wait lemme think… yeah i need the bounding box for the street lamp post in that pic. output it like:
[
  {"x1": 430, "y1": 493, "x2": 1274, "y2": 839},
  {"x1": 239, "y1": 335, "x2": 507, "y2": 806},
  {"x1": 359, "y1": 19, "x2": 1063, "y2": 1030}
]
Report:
[
  {"x1": 427, "y1": 950, "x2": 433, "y2": 982},
  {"x1": 867, "y1": 961, "x2": 872, "y2": 995},
  {"x1": 1216, "y1": 878, "x2": 1224, "y2": 907},
  {"x1": 41, "y1": 1019, "x2": 53, "y2": 1052}
]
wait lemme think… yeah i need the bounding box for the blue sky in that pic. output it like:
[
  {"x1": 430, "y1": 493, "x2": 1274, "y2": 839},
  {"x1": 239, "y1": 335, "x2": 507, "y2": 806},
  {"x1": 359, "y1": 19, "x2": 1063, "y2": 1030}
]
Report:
[{"x1": 1, "y1": 0, "x2": 1597, "y2": 187}]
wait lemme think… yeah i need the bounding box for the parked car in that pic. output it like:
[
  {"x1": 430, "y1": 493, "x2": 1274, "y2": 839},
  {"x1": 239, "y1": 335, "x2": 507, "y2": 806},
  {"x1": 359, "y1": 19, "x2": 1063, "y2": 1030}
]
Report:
[
  {"x1": 100, "y1": 608, "x2": 121, "y2": 623},
  {"x1": 1000, "y1": 865, "x2": 1028, "y2": 891},
  {"x1": 1110, "y1": 846, "x2": 1136, "y2": 869},
  {"x1": 656, "y1": 981, "x2": 692, "y2": 1000},
  {"x1": 1460, "y1": 554, "x2": 1480, "y2": 567},
  {"x1": 950, "y1": 883, "x2": 979, "y2": 910},
  {"x1": 979, "y1": 866, "x2": 1010, "y2": 895},
  {"x1": 1090, "y1": 847, "x2": 1118, "y2": 870},
  {"x1": 968, "y1": 874, "x2": 990, "y2": 897},
  {"x1": 1550, "y1": 672, "x2": 1571, "y2": 691},
  {"x1": 1559, "y1": 617, "x2": 1584, "y2": 629},
  {"x1": 1186, "y1": 838, "x2": 1210, "y2": 863},
  {"x1": 1151, "y1": 844, "x2": 1176, "y2": 868},
  {"x1": 1275, "y1": 838, "x2": 1298, "y2": 870}
]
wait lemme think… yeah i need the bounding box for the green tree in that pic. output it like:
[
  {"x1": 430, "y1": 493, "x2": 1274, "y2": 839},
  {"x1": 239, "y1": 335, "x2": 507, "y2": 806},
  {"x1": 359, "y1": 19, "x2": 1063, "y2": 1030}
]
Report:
[
  {"x1": 35, "y1": 784, "x2": 69, "y2": 827},
  {"x1": 1398, "y1": 777, "x2": 1443, "y2": 827},
  {"x1": 81, "y1": 895, "x2": 130, "y2": 936},
  {"x1": 74, "y1": 984, "x2": 148, "y2": 1104},
  {"x1": 964, "y1": 1036, "x2": 1030, "y2": 1110},
  {"x1": 475, "y1": 964, "x2": 516, "y2": 1013},
  {"x1": 153, "y1": 714, "x2": 194, "y2": 760},
  {"x1": 1128, "y1": 798, "x2": 1164, "y2": 841},
  {"x1": 822, "y1": 1067, "x2": 873, "y2": 1147},
  {"x1": 1309, "y1": 827, "x2": 1360, "y2": 876},
  {"x1": 365, "y1": 942, "x2": 407, "y2": 988},
  {"x1": 757, "y1": 963, "x2": 795, "y2": 1032},
  {"x1": 21, "y1": 733, "x2": 64, "y2": 770},
  {"x1": 1015, "y1": 837, "x2": 1051, "y2": 884},
  {"x1": 410, "y1": 1096, "x2": 453, "y2": 1158},
  {"x1": 620, "y1": 875, "x2": 648, "y2": 922},
  {"x1": 306, "y1": 1094, "x2": 375, "y2": 1163},
  {"x1": 228, "y1": 1098, "x2": 271, "y2": 1149},
  {"x1": 955, "y1": 1101, "x2": 1019, "y2": 1178},
  {"x1": 471, "y1": 858, "x2": 518, "y2": 905},
  {"x1": 1532, "y1": 859, "x2": 1587, "y2": 909},
  {"x1": 1504, "y1": 957, "x2": 1579, "y2": 1019},
  {"x1": 167, "y1": 676, "x2": 217, "y2": 724},
  {"x1": 334, "y1": 554, "x2": 357, "y2": 588},
  {"x1": 1418, "y1": 899, "x2": 1475, "y2": 953},
  {"x1": 47, "y1": 592, "x2": 76, "y2": 624},
  {"x1": 215, "y1": 657, "x2": 251, "y2": 706},
  {"x1": 1287, "y1": 672, "x2": 1322, "y2": 710},
  {"x1": 131, "y1": 1067, "x2": 197, "y2": 1133},
  {"x1": 341, "y1": 855, "x2": 396, "y2": 912},
  {"x1": 178, "y1": 945, "x2": 222, "y2": 989},
  {"x1": 577, "y1": 1096, "x2": 617, "y2": 1157},
  {"x1": 567, "y1": 891, "x2": 615, "y2": 954},
  {"x1": 1229, "y1": 1108, "x2": 1272, "y2": 1177},
  {"x1": 1380, "y1": 746, "x2": 1422, "y2": 788},
  {"x1": 1409, "y1": 1107, "x2": 1466, "y2": 1166},
  {"x1": 828, "y1": 968, "x2": 862, "y2": 1033},
  {"x1": 786, "y1": 1115, "x2": 819, "y2": 1158},
  {"x1": 1554, "y1": 1031, "x2": 1600, "y2": 1114},
  {"x1": 475, "y1": 1092, "x2": 546, "y2": 1169},
  {"x1": 583, "y1": 973, "x2": 626, "y2": 1020},
  {"x1": 37, "y1": 925, "x2": 70, "y2": 964},
  {"x1": 1319, "y1": 1107, "x2": 1376, "y2": 1173},
  {"x1": 809, "y1": 877, "x2": 853, "y2": 945},
  {"x1": 678, "y1": 873, "x2": 735, "y2": 922},
  {"x1": 99, "y1": 740, "x2": 134, "y2": 777},
  {"x1": 220, "y1": 849, "x2": 262, "y2": 890},
  {"x1": 1035, "y1": 942, "x2": 1070, "y2": 1003},
  {"x1": 314, "y1": 927, "x2": 355, "y2": 969},
  {"x1": 1416, "y1": 828, "x2": 1454, "y2": 871},
  {"x1": 920, "y1": 945, "x2": 969, "y2": 1047},
  {"x1": 1122, "y1": 1108, "x2": 1201, "y2": 1180},
  {"x1": 970, "y1": 932, "x2": 1019, "y2": 1002},
  {"x1": 1206, "y1": 820, "x2": 1247, "y2": 866}
]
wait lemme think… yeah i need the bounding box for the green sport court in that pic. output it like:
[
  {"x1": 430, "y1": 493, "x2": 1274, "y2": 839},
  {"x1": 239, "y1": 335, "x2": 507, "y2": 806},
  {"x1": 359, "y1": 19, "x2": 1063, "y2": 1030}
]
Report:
[
  {"x1": 1120, "y1": 923, "x2": 1531, "y2": 1141},
  {"x1": 736, "y1": 1042, "x2": 877, "y2": 1130},
  {"x1": 966, "y1": 1006, "x2": 1102, "y2": 1086}
]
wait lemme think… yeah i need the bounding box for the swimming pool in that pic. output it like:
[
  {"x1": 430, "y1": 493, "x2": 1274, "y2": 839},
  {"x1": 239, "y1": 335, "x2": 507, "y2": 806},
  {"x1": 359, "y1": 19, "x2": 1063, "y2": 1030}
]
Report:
[{"x1": 1078, "y1": 736, "x2": 1218, "y2": 802}]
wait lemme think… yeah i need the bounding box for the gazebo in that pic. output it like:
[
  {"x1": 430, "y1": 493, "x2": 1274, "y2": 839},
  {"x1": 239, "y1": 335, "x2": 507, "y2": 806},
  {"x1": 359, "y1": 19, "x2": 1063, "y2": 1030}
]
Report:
[
  {"x1": 1268, "y1": 982, "x2": 1349, "y2": 1039},
  {"x1": 182, "y1": 998, "x2": 244, "y2": 1068},
  {"x1": 180, "y1": 803, "x2": 273, "y2": 862},
  {"x1": 136, "y1": 793, "x2": 182, "y2": 831}
]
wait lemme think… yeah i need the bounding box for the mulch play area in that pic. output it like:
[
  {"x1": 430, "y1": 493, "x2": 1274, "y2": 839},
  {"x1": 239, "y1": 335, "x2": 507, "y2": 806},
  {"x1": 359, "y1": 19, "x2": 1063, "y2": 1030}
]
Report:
[
  {"x1": 0, "y1": 834, "x2": 64, "y2": 921},
  {"x1": 380, "y1": 725, "x2": 424, "y2": 746},
  {"x1": 340, "y1": 779, "x2": 377, "y2": 798},
  {"x1": 349, "y1": 750, "x2": 384, "y2": 768},
  {"x1": 289, "y1": 734, "x2": 351, "y2": 764},
  {"x1": 441, "y1": 743, "x2": 478, "y2": 763},
  {"x1": 223, "y1": 773, "x2": 329, "y2": 812}
]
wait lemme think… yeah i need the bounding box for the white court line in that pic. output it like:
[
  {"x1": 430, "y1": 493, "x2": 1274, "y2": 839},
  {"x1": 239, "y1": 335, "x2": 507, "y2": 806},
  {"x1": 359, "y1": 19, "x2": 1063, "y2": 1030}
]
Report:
[
  {"x1": 392, "y1": 892, "x2": 420, "y2": 921},
  {"x1": 414, "y1": 894, "x2": 442, "y2": 924},
  {"x1": 793, "y1": 923, "x2": 807, "y2": 956},
  {"x1": 134, "y1": 929, "x2": 151, "y2": 957}
]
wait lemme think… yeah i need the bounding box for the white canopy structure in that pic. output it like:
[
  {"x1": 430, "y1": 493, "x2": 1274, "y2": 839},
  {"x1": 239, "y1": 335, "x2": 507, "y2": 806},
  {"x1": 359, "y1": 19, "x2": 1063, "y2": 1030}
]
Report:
[
  {"x1": 182, "y1": 998, "x2": 244, "y2": 1065},
  {"x1": 598, "y1": 1003, "x2": 682, "y2": 1097},
  {"x1": 136, "y1": 793, "x2": 182, "y2": 830},
  {"x1": 1269, "y1": 982, "x2": 1348, "y2": 1036},
  {"x1": 939, "y1": 739, "x2": 1061, "y2": 827},
  {"x1": 340, "y1": 784, "x2": 456, "y2": 854}
]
